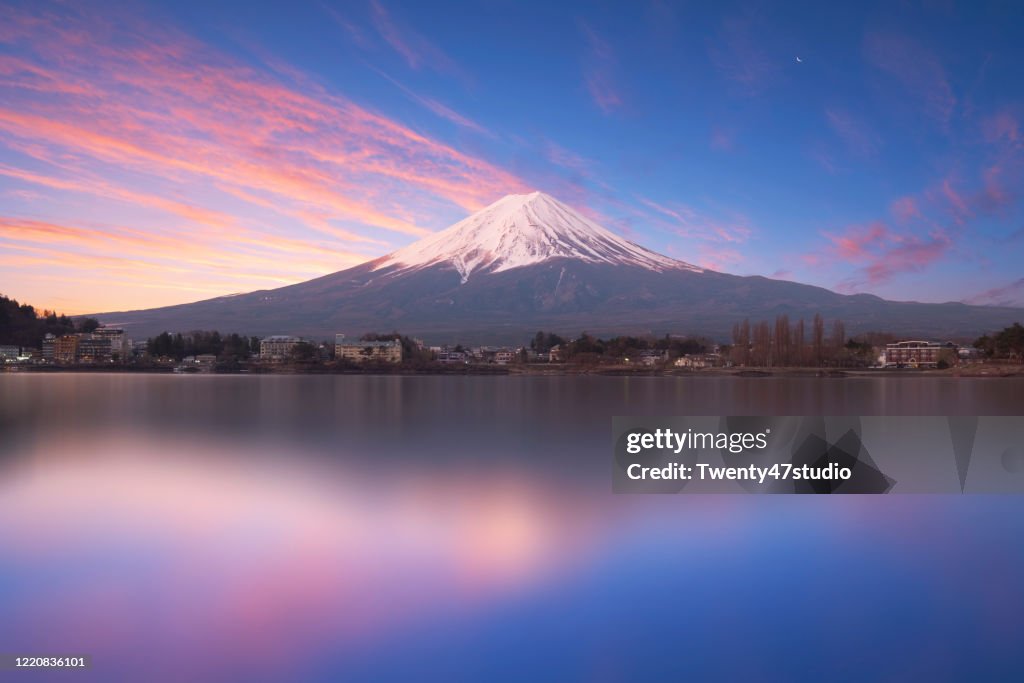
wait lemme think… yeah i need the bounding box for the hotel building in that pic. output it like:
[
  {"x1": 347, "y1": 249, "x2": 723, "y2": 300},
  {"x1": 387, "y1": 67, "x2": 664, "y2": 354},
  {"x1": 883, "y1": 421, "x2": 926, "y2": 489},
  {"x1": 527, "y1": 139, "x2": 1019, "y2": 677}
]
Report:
[
  {"x1": 883, "y1": 340, "x2": 953, "y2": 368},
  {"x1": 335, "y1": 334, "x2": 403, "y2": 364},
  {"x1": 259, "y1": 335, "x2": 304, "y2": 360}
]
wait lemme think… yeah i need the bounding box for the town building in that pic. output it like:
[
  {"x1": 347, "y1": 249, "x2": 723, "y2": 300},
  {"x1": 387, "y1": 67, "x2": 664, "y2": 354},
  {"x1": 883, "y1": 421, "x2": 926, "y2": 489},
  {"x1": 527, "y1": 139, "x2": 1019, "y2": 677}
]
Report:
[
  {"x1": 0, "y1": 345, "x2": 19, "y2": 362},
  {"x1": 637, "y1": 350, "x2": 668, "y2": 367},
  {"x1": 674, "y1": 353, "x2": 724, "y2": 369},
  {"x1": 259, "y1": 335, "x2": 304, "y2": 360},
  {"x1": 77, "y1": 336, "x2": 112, "y2": 363},
  {"x1": 335, "y1": 334, "x2": 403, "y2": 364},
  {"x1": 53, "y1": 335, "x2": 80, "y2": 365},
  {"x1": 92, "y1": 327, "x2": 127, "y2": 358},
  {"x1": 494, "y1": 349, "x2": 516, "y2": 364},
  {"x1": 883, "y1": 340, "x2": 955, "y2": 368},
  {"x1": 42, "y1": 334, "x2": 56, "y2": 363},
  {"x1": 176, "y1": 354, "x2": 217, "y2": 373},
  {"x1": 958, "y1": 346, "x2": 981, "y2": 362},
  {"x1": 436, "y1": 349, "x2": 467, "y2": 363}
]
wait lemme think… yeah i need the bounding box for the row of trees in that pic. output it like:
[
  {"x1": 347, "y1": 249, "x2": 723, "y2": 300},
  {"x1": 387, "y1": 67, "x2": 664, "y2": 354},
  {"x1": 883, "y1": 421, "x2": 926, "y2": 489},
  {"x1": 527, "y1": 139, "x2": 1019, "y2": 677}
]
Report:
[
  {"x1": 0, "y1": 294, "x2": 99, "y2": 348},
  {"x1": 146, "y1": 331, "x2": 259, "y2": 361},
  {"x1": 974, "y1": 323, "x2": 1024, "y2": 360},
  {"x1": 533, "y1": 331, "x2": 712, "y2": 364},
  {"x1": 731, "y1": 315, "x2": 885, "y2": 368}
]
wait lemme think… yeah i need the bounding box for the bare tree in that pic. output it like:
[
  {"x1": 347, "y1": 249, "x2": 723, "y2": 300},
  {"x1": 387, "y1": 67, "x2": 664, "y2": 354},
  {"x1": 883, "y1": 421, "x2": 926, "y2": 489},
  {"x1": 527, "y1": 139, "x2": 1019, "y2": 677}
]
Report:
[
  {"x1": 774, "y1": 315, "x2": 791, "y2": 366},
  {"x1": 732, "y1": 318, "x2": 751, "y2": 366},
  {"x1": 753, "y1": 321, "x2": 772, "y2": 367},
  {"x1": 830, "y1": 319, "x2": 846, "y2": 366},
  {"x1": 812, "y1": 313, "x2": 825, "y2": 367},
  {"x1": 792, "y1": 318, "x2": 806, "y2": 367}
]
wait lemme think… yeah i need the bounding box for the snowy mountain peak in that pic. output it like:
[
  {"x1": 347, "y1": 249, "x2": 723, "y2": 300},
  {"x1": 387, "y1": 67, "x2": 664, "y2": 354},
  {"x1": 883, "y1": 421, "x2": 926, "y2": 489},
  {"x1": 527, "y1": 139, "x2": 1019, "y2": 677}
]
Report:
[{"x1": 373, "y1": 191, "x2": 701, "y2": 282}]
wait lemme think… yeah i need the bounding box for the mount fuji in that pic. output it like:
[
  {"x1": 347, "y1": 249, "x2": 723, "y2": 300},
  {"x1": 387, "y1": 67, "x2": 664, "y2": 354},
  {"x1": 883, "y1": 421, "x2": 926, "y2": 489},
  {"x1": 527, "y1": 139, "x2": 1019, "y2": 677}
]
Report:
[{"x1": 95, "y1": 192, "x2": 1022, "y2": 343}]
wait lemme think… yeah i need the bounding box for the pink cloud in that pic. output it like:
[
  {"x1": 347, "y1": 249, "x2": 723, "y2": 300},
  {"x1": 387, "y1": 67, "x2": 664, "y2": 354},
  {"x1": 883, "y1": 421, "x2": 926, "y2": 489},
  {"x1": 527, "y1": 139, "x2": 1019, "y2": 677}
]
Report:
[
  {"x1": 981, "y1": 110, "x2": 1020, "y2": 145},
  {"x1": 635, "y1": 196, "x2": 753, "y2": 253},
  {"x1": 368, "y1": 0, "x2": 467, "y2": 81},
  {"x1": 940, "y1": 178, "x2": 970, "y2": 222},
  {"x1": 964, "y1": 278, "x2": 1024, "y2": 307},
  {"x1": 982, "y1": 165, "x2": 1012, "y2": 210},
  {"x1": 889, "y1": 196, "x2": 920, "y2": 223},
  {"x1": 0, "y1": 4, "x2": 530, "y2": 312},
  {"x1": 695, "y1": 245, "x2": 744, "y2": 271},
  {"x1": 825, "y1": 221, "x2": 890, "y2": 262},
  {"x1": 920, "y1": 164, "x2": 1022, "y2": 227},
  {"x1": 811, "y1": 221, "x2": 952, "y2": 290},
  {"x1": 863, "y1": 30, "x2": 956, "y2": 129},
  {"x1": 579, "y1": 21, "x2": 622, "y2": 114},
  {"x1": 850, "y1": 232, "x2": 951, "y2": 288}
]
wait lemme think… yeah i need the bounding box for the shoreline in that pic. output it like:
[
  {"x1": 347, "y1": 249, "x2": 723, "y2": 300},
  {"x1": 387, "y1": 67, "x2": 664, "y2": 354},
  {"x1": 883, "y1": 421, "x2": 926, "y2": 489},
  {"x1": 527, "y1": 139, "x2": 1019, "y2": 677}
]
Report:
[{"x1": 3, "y1": 363, "x2": 1022, "y2": 378}]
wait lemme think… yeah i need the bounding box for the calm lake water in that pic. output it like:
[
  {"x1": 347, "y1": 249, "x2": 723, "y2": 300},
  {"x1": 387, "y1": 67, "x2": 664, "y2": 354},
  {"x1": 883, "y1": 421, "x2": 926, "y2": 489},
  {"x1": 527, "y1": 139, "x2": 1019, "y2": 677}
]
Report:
[{"x1": 2, "y1": 374, "x2": 1023, "y2": 682}]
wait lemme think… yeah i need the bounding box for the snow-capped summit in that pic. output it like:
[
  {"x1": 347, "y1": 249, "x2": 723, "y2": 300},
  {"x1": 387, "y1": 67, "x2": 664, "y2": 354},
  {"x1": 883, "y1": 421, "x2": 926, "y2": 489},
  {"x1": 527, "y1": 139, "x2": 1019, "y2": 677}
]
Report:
[{"x1": 373, "y1": 191, "x2": 701, "y2": 283}]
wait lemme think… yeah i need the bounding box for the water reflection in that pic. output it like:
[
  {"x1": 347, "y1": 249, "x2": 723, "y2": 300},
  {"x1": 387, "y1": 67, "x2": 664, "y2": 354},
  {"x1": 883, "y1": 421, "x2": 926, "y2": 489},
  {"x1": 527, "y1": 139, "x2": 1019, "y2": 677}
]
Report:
[{"x1": 1, "y1": 374, "x2": 1023, "y2": 681}]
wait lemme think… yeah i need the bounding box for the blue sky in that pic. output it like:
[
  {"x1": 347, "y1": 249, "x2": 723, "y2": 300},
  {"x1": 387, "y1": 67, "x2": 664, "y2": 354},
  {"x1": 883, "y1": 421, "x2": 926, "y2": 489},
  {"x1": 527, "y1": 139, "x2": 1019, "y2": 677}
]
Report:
[{"x1": 0, "y1": 0, "x2": 1022, "y2": 313}]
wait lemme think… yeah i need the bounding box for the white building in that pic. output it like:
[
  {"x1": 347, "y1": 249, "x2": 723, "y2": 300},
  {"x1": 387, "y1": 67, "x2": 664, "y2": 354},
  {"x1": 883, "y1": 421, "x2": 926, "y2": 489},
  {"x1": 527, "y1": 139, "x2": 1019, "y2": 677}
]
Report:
[
  {"x1": 260, "y1": 335, "x2": 304, "y2": 360},
  {"x1": 92, "y1": 327, "x2": 126, "y2": 356},
  {"x1": 335, "y1": 334, "x2": 402, "y2": 364}
]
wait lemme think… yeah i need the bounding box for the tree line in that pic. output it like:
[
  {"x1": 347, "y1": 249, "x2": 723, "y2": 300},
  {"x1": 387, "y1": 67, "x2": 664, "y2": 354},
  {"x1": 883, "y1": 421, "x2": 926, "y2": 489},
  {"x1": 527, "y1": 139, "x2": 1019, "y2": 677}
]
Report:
[
  {"x1": 531, "y1": 331, "x2": 712, "y2": 363},
  {"x1": 0, "y1": 294, "x2": 99, "y2": 348},
  {"x1": 146, "y1": 331, "x2": 258, "y2": 361},
  {"x1": 973, "y1": 323, "x2": 1024, "y2": 360},
  {"x1": 730, "y1": 314, "x2": 886, "y2": 367}
]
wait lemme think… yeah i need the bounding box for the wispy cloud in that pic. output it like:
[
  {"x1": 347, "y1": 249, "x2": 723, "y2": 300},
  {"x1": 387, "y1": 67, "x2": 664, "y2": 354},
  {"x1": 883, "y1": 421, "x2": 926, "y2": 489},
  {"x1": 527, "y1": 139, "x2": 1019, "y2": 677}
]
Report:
[
  {"x1": 964, "y1": 278, "x2": 1024, "y2": 307},
  {"x1": 579, "y1": 21, "x2": 622, "y2": 114},
  {"x1": 0, "y1": 3, "x2": 528, "y2": 312},
  {"x1": 319, "y1": 2, "x2": 374, "y2": 50},
  {"x1": 808, "y1": 221, "x2": 952, "y2": 291},
  {"x1": 637, "y1": 196, "x2": 753, "y2": 245},
  {"x1": 863, "y1": 30, "x2": 956, "y2": 129},
  {"x1": 981, "y1": 109, "x2": 1021, "y2": 145},
  {"x1": 889, "y1": 196, "x2": 920, "y2": 223},
  {"x1": 708, "y1": 10, "x2": 780, "y2": 96},
  {"x1": 634, "y1": 195, "x2": 754, "y2": 269},
  {"x1": 825, "y1": 107, "x2": 882, "y2": 158},
  {"x1": 368, "y1": 0, "x2": 468, "y2": 82},
  {"x1": 372, "y1": 69, "x2": 493, "y2": 137},
  {"x1": 695, "y1": 245, "x2": 744, "y2": 271}
]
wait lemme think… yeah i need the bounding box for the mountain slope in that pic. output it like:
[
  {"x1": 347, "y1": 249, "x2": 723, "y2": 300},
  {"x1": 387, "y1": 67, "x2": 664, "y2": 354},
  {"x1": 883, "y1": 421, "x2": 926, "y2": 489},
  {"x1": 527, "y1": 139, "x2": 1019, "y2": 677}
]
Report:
[{"x1": 94, "y1": 192, "x2": 1023, "y2": 343}]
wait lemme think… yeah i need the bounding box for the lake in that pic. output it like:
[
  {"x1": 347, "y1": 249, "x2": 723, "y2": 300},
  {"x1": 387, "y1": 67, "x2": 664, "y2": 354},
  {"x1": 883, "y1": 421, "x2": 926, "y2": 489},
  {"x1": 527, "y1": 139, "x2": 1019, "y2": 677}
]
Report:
[{"x1": 2, "y1": 374, "x2": 1023, "y2": 681}]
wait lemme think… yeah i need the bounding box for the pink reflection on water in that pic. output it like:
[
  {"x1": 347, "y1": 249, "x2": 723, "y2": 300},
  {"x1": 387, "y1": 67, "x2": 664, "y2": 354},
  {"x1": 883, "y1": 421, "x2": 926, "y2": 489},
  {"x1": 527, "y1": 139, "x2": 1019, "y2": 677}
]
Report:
[{"x1": 0, "y1": 432, "x2": 602, "y2": 678}]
